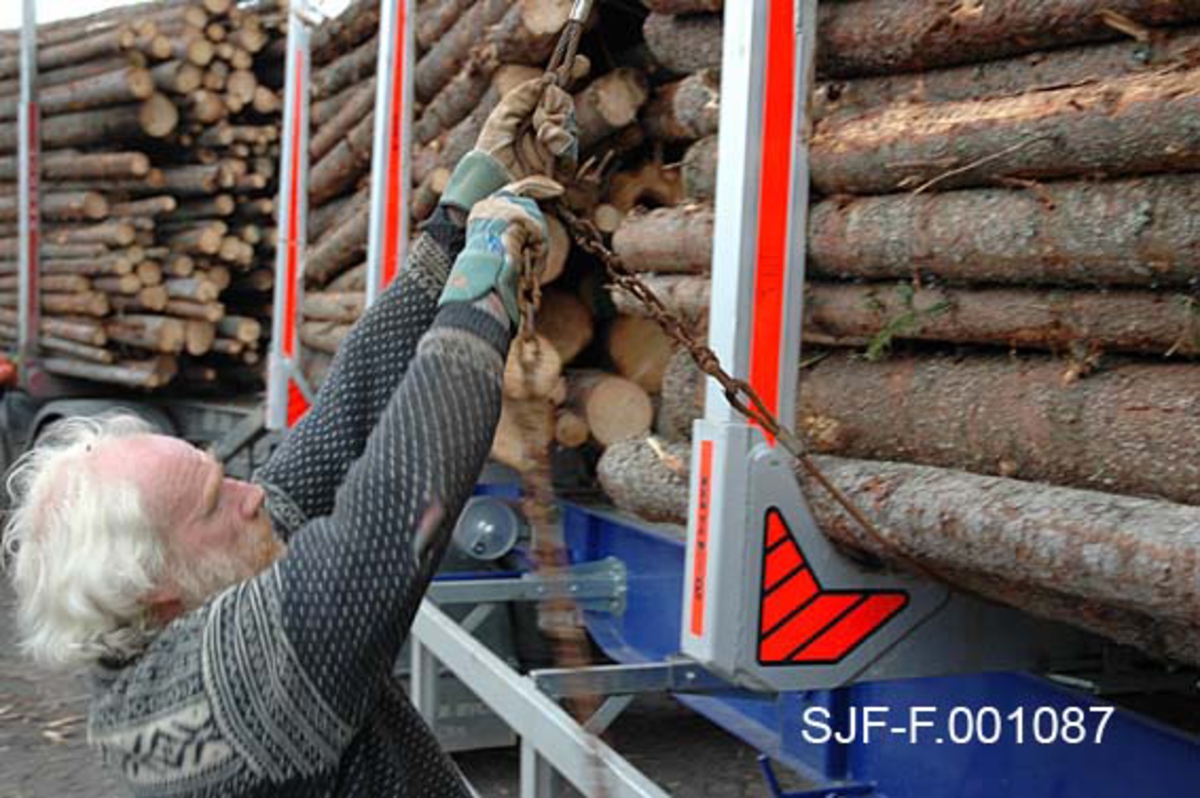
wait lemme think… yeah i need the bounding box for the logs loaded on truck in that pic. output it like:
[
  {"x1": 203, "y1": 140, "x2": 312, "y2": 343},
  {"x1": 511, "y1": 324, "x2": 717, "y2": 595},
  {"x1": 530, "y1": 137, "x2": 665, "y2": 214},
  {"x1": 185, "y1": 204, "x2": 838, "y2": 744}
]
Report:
[
  {"x1": 0, "y1": 0, "x2": 282, "y2": 390},
  {"x1": 295, "y1": 0, "x2": 1200, "y2": 669}
]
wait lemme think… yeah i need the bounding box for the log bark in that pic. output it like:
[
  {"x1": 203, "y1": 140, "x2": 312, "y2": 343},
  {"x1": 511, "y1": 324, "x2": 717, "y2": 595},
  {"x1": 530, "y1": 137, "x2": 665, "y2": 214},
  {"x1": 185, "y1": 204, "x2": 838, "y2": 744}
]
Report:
[
  {"x1": 312, "y1": 34, "x2": 378, "y2": 101},
  {"x1": 643, "y1": 68, "x2": 720, "y2": 142},
  {"x1": 42, "y1": 355, "x2": 177, "y2": 389},
  {"x1": 0, "y1": 292, "x2": 111, "y2": 317},
  {"x1": 217, "y1": 315, "x2": 262, "y2": 344},
  {"x1": 151, "y1": 60, "x2": 204, "y2": 94},
  {"x1": 573, "y1": 68, "x2": 650, "y2": 152},
  {"x1": 310, "y1": 109, "x2": 374, "y2": 205},
  {"x1": 610, "y1": 274, "x2": 710, "y2": 327},
  {"x1": 414, "y1": 0, "x2": 512, "y2": 103},
  {"x1": 93, "y1": 274, "x2": 144, "y2": 295},
  {"x1": 655, "y1": 347, "x2": 705, "y2": 440},
  {"x1": 328, "y1": 263, "x2": 366, "y2": 292},
  {"x1": 0, "y1": 309, "x2": 105, "y2": 345},
  {"x1": 304, "y1": 291, "x2": 365, "y2": 323},
  {"x1": 810, "y1": 67, "x2": 1200, "y2": 196},
  {"x1": 596, "y1": 436, "x2": 692, "y2": 523},
  {"x1": 312, "y1": 0, "x2": 381, "y2": 66},
  {"x1": 24, "y1": 67, "x2": 155, "y2": 120},
  {"x1": 301, "y1": 320, "x2": 352, "y2": 354},
  {"x1": 806, "y1": 283, "x2": 1200, "y2": 359},
  {"x1": 606, "y1": 316, "x2": 675, "y2": 393},
  {"x1": 809, "y1": 174, "x2": 1200, "y2": 287},
  {"x1": 642, "y1": 0, "x2": 722, "y2": 10},
  {"x1": 44, "y1": 221, "x2": 135, "y2": 247},
  {"x1": 414, "y1": 52, "x2": 537, "y2": 149},
  {"x1": 816, "y1": 26, "x2": 1200, "y2": 122},
  {"x1": 612, "y1": 204, "x2": 714, "y2": 273},
  {"x1": 108, "y1": 196, "x2": 177, "y2": 218},
  {"x1": 416, "y1": 0, "x2": 476, "y2": 51},
  {"x1": 597, "y1": 438, "x2": 1200, "y2": 665},
  {"x1": 165, "y1": 276, "x2": 220, "y2": 303},
  {"x1": 642, "y1": 13, "x2": 722, "y2": 75},
  {"x1": 566, "y1": 370, "x2": 653, "y2": 447},
  {"x1": 816, "y1": 0, "x2": 1200, "y2": 80},
  {"x1": 619, "y1": 276, "x2": 1200, "y2": 359},
  {"x1": 0, "y1": 191, "x2": 107, "y2": 222},
  {"x1": 797, "y1": 352, "x2": 1200, "y2": 506},
  {"x1": 681, "y1": 134, "x2": 717, "y2": 202},
  {"x1": 105, "y1": 314, "x2": 186, "y2": 353},
  {"x1": 306, "y1": 204, "x2": 369, "y2": 285},
  {"x1": 311, "y1": 77, "x2": 375, "y2": 161},
  {"x1": 40, "y1": 335, "x2": 115, "y2": 364},
  {"x1": 163, "y1": 299, "x2": 224, "y2": 321}
]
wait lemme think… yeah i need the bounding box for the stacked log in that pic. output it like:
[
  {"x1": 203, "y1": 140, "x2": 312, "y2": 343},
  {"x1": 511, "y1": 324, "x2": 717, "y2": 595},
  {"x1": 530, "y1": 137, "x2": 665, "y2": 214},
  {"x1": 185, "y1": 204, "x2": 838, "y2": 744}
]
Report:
[
  {"x1": 583, "y1": 0, "x2": 1200, "y2": 665},
  {"x1": 0, "y1": 1, "x2": 283, "y2": 388}
]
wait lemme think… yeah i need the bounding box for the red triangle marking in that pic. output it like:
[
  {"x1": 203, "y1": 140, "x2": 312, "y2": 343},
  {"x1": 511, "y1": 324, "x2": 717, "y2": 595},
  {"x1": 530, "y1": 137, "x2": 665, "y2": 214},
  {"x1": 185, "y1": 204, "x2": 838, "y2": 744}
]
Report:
[{"x1": 757, "y1": 509, "x2": 908, "y2": 666}]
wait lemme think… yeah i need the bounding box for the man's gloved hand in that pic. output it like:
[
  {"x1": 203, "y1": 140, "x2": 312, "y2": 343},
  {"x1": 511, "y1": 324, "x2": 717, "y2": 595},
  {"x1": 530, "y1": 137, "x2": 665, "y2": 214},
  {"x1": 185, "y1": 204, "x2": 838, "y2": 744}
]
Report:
[
  {"x1": 440, "y1": 78, "x2": 577, "y2": 215},
  {"x1": 438, "y1": 176, "x2": 564, "y2": 328}
]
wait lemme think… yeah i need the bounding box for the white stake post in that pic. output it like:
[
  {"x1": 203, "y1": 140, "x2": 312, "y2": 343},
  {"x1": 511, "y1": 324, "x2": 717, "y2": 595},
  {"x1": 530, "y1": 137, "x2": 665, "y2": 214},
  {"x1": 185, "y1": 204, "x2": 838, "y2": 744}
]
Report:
[
  {"x1": 364, "y1": 0, "x2": 415, "y2": 307},
  {"x1": 17, "y1": 0, "x2": 40, "y2": 373},
  {"x1": 267, "y1": 4, "x2": 315, "y2": 431}
]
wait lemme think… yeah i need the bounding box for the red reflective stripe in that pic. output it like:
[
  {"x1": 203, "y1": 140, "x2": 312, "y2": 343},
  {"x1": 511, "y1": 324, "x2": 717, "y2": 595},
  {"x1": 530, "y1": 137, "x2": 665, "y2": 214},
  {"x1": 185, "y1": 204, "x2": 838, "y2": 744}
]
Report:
[
  {"x1": 381, "y1": 2, "x2": 407, "y2": 289},
  {"x1": 760, "y1": 567, "x2": 818, "y2": 634},
  {"x1": 759, "y1": 593, "x2": 859, "y2": 663},
  {"x1": 792, "y1": 594, "x2": 908, "y2": 663},
  {"x1": 748, "y1": 0, "x2": 796, "y2": 442},
  {"x1": 763, "y1": 537, "x2": 804, "y2": 592},
  {"x1": 689, "y1": 439, "x2": 714, "y2": 638},
  {"x1": 766, "y1": 508, "x2": 788, "y2": 548},
  {"x1": 286, "y1": 379, "x2": 310, "y2": 428},
  {"x1": 282, "y1": 50, "x2": 305, "y2": 358}
]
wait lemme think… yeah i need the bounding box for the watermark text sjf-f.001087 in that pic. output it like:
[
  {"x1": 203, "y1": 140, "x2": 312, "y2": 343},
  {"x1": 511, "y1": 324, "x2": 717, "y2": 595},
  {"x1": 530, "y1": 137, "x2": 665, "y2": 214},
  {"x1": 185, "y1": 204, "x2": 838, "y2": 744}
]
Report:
[{"x1": 801, "y1": 705, "x2": 1116, "y2": 746}]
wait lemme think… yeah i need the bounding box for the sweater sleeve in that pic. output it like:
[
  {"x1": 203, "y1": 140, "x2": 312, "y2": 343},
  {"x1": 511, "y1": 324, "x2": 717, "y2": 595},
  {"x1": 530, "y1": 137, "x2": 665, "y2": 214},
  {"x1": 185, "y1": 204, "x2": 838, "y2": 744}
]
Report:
[
  {"x1": 251, "y1": 207, "x2": 468, "y2": 539},
  {"x1": 199, "y1": 301, "x2": 511, "y2": 776}
]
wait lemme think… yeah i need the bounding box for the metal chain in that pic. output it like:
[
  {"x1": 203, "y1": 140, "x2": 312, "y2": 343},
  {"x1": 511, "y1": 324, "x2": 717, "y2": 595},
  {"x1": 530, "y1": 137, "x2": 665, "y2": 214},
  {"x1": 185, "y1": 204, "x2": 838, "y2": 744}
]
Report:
[{"x1": 548, "y1": 205, "x2": 903, "y2": 549}]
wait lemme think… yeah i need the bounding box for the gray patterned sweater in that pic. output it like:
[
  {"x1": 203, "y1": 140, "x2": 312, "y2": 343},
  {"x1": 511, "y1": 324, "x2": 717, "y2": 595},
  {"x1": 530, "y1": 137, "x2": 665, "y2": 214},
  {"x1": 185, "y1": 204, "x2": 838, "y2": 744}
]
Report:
[{"x1": 88, "y1": 208, "x2": 507, "y2": 797}]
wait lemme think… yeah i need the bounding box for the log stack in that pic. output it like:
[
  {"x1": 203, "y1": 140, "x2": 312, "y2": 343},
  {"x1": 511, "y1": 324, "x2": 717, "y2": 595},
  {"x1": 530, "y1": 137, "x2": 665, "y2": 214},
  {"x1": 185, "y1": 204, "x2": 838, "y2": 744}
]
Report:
[
  {"x1": 0, "y1": 0, "x2": 283, "y2": 389},
  {"x1": 590, "y1": 0, "x2": 1200, "y2": 666}
]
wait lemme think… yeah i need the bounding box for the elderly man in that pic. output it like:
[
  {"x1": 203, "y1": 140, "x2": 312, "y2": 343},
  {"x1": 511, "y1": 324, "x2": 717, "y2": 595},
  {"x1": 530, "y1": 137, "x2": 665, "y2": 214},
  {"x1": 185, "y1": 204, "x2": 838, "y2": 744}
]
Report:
[{"x1": 2, "y1": 78, "x2": 576, "y2": 797}]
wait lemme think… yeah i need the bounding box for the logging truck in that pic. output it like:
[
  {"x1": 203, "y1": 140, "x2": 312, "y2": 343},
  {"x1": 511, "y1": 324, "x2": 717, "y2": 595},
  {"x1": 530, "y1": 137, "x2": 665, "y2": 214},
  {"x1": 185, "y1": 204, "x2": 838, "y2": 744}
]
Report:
[{"x1": 4, "y1": 0, "x2": 1200, "y2": 795}]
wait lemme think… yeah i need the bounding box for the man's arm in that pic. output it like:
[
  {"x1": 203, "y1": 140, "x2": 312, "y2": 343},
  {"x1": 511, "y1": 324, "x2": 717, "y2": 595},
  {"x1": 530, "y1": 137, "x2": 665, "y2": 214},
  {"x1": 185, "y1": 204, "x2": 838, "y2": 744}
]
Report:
[
  {"x1": 251, "y1": 208, "x2": 466, "y2": 537},
  {"x1": 202, "y1": 297, "x2": 511, "y2": 774}
]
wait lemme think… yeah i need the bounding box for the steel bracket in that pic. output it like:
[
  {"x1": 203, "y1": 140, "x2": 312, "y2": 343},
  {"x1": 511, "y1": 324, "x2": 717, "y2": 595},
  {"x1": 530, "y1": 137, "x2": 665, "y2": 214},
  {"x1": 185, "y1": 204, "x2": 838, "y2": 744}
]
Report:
[
  {"x1": 429, "y1": 557, "x2": 627, "y2": 615},
  {"x1": 532, "y1": 658, "x2": 735, "y2": 699}
]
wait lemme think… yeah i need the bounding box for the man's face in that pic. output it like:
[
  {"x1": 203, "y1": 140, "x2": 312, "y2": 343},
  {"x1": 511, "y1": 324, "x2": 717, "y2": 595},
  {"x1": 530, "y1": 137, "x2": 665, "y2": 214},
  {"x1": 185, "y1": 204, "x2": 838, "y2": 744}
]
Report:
[{"x1": 92, "y1": 434, "x2": 282, "y2": 609}]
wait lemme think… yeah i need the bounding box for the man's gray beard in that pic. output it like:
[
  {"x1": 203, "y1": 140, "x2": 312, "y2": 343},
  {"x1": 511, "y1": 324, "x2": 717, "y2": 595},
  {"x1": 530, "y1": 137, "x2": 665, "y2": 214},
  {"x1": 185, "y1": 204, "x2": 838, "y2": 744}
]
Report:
[{"x1": 171, "y1": 550, "x2": 254, "y2": 609}]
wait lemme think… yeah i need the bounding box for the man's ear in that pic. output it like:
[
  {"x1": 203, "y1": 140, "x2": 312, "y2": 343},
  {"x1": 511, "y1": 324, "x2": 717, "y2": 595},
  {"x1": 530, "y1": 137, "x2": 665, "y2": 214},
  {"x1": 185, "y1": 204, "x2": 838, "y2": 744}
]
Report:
[{"x1": 144, "y1": 584, "x2": 184, "y2": 625}]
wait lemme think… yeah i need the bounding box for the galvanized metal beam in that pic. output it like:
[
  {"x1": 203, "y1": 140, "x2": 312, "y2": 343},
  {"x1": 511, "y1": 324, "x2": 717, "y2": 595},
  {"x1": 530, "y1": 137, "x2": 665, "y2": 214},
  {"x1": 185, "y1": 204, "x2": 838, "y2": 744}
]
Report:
[
  {"x1": 17, "y1": 0, "x2": 39, "y2": 370},
  {"x1": 412, "y1": 601, "x2": 671, "y2": 798}
]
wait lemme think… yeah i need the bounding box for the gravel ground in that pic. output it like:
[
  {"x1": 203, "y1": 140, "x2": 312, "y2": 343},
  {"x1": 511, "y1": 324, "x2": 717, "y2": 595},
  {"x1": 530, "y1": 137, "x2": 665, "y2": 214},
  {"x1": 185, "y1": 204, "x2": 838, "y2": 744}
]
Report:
[
  {"x1": 0, "y1": 585, "x2": 124, "y2": 798},
  {"x1": 1, "y1": 582, "x2": 808, "y2": 797}
]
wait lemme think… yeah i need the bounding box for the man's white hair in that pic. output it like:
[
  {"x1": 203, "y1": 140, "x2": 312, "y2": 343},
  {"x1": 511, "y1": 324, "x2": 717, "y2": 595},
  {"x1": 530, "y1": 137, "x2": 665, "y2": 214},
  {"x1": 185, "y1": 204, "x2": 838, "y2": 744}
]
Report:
[{"x1": 2, "y1": 412, "x2": 166, "y2": 668}]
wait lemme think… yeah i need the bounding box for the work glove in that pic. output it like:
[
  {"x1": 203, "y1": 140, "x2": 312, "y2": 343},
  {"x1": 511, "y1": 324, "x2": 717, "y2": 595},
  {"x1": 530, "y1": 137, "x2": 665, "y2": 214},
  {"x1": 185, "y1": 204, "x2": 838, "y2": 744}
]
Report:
[
  {"x1": 440, "y1": 78, "x2": 578, "y2": 214},
  {"x1": 439, "y1": 176, "x2": 565, "y2": 328}
]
